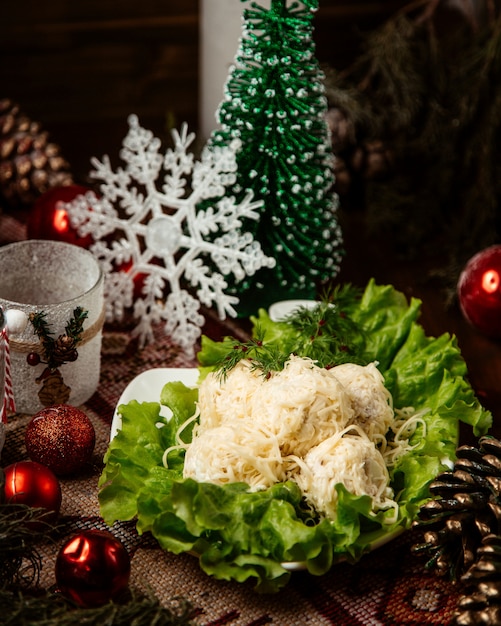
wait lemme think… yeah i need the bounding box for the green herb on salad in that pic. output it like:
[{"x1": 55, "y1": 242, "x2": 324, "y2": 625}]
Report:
[{"x1": 210, "y1": 284, "x2": 367, "y2": 381}]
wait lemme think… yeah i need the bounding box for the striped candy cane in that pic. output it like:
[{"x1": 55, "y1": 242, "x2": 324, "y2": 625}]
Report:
[{"x1": 1, "y1": 327, "x2": 15, "y2": 422}]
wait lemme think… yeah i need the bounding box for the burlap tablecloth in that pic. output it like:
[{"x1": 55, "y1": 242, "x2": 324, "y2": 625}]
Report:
[{"x1": 3, "y1": 318, "x2": 465, "y2": 626}]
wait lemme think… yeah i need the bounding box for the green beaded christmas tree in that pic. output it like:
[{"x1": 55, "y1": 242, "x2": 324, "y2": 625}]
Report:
[{"x1": 208, "y1": 0, "x2": 343, "y2": 313}]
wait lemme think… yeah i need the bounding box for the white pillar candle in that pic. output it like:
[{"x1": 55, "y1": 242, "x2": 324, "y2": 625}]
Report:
[
  {"x1": 199, "y1": 0, "x2": 243, "y2": 140},
  {"x1": 199, "y1": 0, "x2": 271, "y2": 141}
]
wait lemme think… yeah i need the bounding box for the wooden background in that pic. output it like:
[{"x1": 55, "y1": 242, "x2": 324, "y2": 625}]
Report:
[{"x1": 1, "y1": 1, "x2": 407, "y2": 181}]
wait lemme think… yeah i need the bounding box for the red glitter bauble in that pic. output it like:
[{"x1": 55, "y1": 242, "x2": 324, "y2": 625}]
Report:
[
  {"x1": 3, "y1": 460, "x2": 62, "y2": 520},
  {"x1": 25, "y1": 404, "x2": 96, "y2": 476},
  {"x1": 27, "y1": 184, "x2": 95, "y2": 248},
  {"x1": 458, "y1": 245, "x2": 501, "y2": 339},
  {"x1": 55, "y1": 530, "x2": 131, "y2": 607}
]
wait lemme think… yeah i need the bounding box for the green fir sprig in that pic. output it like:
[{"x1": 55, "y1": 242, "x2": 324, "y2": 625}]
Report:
[
  {"x1": 0, "y1": 502, "x2": 59, "y2": 589},
  {"x1": 0, "y1": 589, "x2": 196, "y2": 626},
  {"x1": 29, "y1": 307, "x2": 88, "y2": 371}
]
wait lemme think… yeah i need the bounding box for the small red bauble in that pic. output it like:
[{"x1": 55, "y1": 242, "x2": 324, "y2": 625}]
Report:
[
  {"x1": 458, "y1": 245, "x2": 501, "y2": 339},
  {"x1": 27, "y1": 184, "x2": 96, "y2": 248},
  {"x1": 25, "y1": 404, "x2": 96, "y2": 476},
  {"x1": 55, "y1": 530, "x2": 131, "y2": 607},
  {"x1": 3, "y1": 460, "x2": 62, "y2": 520}
]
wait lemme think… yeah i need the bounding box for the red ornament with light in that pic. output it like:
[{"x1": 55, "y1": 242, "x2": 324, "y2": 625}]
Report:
[
  {"x1": 3, "y1": 460, "x2": 62, "y2": 520},
  {"x1": 27, "y1": 184, "x2": 96, "y2": 248},
  {"x1": 458, "y1": 245, "x2": 501, "y2": 338},
  {"x1": 25, "y1": 404, "x2": 96, "y2": 476},
  {"x1": 55, "y1": 529, "x2": 131, "y2": 607}
]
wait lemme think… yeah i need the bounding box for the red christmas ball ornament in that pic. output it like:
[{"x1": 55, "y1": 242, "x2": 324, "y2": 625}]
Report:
[
  {"x1": 27, "y1": 184, "x2": 96, "y2": 248},
  {"x1": 25, "y1": 404, "x2": 96, "y2": 476},
  {"x1": 458, "y1": 245, "x2": 501, "y2": 338},
  {"x1": 55, "y1": 530, "x2": 131, "y2": 607},
  {"x1": 3, "y1": 460, "x2": 62, "y2": 520}
]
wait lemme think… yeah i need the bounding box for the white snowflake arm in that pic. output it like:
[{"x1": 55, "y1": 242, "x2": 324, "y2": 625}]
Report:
[
  {"x1": 210, "y1": 232, "x2": 276, "y2": 281},
  {"x1": 185, "y1": 258, "x2": 239, "y2": 319},
  {"x1": 190, "y1": 140, "x2": 240, "y2": 202},
  {"x1": 63, "y1": 115, "x2": 276, "y2": 356},
  {"x1": 130, "y1": 273, "x2": 166, "y2": 348},
  {"x1": 162, "y1": 123, "x2": 196, "y2": 200},
  {"x1": 161, "y1": 290, "x2": 205, "y2": 358},
  {"x1": 65, "y1": 189, "x2": 121, "y2": 240},
  {"x1": 121, "y1": 114, "x2": 164, "y2": 188},
  {"x1": 195, "y1": 193, "x2": 263, "y2": 236}
]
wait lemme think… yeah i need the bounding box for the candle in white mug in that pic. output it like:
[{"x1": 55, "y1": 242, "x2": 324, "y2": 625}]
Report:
[
  {"x1": 199, "y1": 0, "x2": 272, "y2": 140},
  {"x1": 0, "y1": 240, "x2": 104, "y2": 415}
]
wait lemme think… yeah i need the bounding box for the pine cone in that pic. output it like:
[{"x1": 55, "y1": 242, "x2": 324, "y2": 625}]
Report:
[
  {"x1": 0, "y1": 99, "x2": 73, "y2": 208},
  {"x1": 52, "y1": 334, "x2": 78, "y2": 363},
  {"x1": 412, "y1": 436, "x2": 501, "y2": 581},
  {"x1": 453, "y1": 534, "x2": 501, "y2": 626},
  {"x1": 325, "y1": 106, "x2": 356, "y2": 153},
  {"x1": 362, "y1": 139, "x2": 393, "y2": 180}
]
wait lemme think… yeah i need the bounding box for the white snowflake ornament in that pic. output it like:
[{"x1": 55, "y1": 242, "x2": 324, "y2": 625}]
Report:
[{"x1": 65, "y1": 115, "x2": 275, "y2": 356}]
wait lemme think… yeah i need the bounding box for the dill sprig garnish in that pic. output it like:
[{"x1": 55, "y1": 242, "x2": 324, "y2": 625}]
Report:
[
  {"x1": 284, "y1": 284, "x2": 366, "y2": 368},
  {"x1": 216, "y1": 328, "x2": 285, "y2": 380},
  {"x1": 214, "y1": 284, "x2": 367, "y2": 378}
]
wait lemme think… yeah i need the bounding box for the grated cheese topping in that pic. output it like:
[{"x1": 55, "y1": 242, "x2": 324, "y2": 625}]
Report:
[
  {"x1": 183, "y1": 422, "x2": 285, "y2": 489},
  {"x1": 291, "y1": 426, "x2": 396, "y2": 521},
  {"x1": 331, "y1": 362, "x2": 394, "y2": 442},
  {"x1": 196, "y1": 360, "x2": 263, "y2": 433}
]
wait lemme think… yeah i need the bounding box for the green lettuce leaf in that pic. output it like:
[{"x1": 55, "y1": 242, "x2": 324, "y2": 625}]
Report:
[{"x1": 99, "y1": 280, "x2": 492, "y2": 592}]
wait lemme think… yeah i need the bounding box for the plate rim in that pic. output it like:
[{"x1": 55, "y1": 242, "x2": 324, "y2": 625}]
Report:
[{"x1": 111, "y1": 367, "x2": 199, "y2": 439}]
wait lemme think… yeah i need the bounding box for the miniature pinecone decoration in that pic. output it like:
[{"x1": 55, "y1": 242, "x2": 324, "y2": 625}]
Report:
[{"x1": 0, "y1": 98, "x2": 73, "y2": 208}]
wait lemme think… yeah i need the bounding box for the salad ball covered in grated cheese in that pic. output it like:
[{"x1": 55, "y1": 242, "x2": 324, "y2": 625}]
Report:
[
  {"x1": 183, "y1": 423, "x2": 285, "y2": 490},
  {"x1": 196, "y1": 360, "x2": 263, "y2": 433},
  {"x1": 331, "y1": 362, "x2": 394, "y2": 441},
  {"x1": 250, "y1": 355, "x2": 354, "y2": 455},
  {"x1": 293, "y1": 431, "x2": 394, "y2": 520}
]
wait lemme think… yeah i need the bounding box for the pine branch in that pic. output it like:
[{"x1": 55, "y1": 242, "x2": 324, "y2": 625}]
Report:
[
  {"x1": 64, "y1": 306, "x2": 88, "y2": 341},
  {"x1": 0, "y1": 502, "x2": 60, "y2": 589},
  {"x1": 29, "y1": 307, "x2": 88, "y2": 370},
  {"x1": 0, "y1": 588, "x2": 196, "y2": 626}
]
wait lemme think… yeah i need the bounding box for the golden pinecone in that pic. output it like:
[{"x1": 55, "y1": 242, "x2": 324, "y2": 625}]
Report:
[{"x1": 0, "y1": 98, "x2": 73, "y2": 207}]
